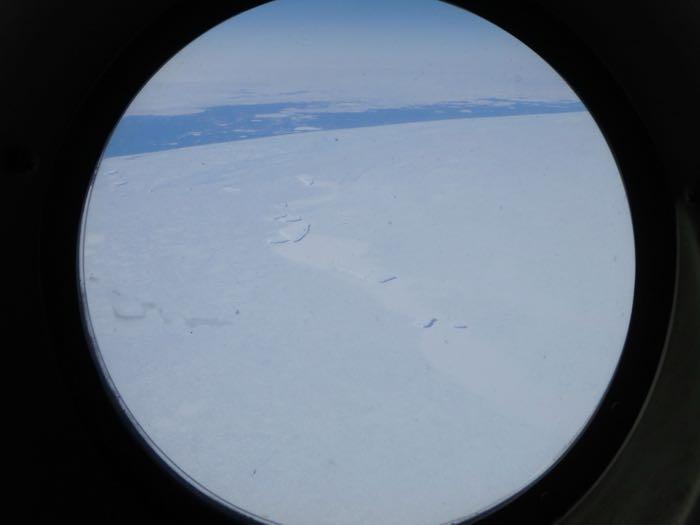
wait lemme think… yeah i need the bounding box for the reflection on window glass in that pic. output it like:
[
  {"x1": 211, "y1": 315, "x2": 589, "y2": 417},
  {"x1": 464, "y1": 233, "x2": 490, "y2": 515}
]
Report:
[{"x1": 80, "y1": 1, "x2": 635, "y2": 524}]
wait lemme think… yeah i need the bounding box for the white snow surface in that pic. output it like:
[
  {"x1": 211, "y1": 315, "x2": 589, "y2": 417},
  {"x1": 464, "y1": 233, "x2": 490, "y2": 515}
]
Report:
[{"x1": 81, "y1": 113, "x2": 635, "y2": 525}]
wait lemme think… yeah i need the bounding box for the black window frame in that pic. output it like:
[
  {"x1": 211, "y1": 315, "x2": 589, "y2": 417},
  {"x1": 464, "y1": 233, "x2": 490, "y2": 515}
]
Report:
[{"x1": 38, "y1": 1, "x2": 678, "y2": 523}]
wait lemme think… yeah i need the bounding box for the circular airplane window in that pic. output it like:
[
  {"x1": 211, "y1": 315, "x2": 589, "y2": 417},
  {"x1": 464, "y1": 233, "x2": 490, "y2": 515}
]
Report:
[{"x1": 79, "y1": 1, "x2": 636, "y2": 524}]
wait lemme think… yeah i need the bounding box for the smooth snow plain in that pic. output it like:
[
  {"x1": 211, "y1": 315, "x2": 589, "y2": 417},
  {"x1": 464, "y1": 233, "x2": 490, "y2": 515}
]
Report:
[{"x1": 81, "y1": 111, "x2": 635, "y2": 525}]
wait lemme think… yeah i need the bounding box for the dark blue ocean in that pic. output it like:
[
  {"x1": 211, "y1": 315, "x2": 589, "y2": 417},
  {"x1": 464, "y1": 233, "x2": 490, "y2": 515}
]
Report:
[{"x1": 104, "y1": 98, "x2": 585, "y2": 158}]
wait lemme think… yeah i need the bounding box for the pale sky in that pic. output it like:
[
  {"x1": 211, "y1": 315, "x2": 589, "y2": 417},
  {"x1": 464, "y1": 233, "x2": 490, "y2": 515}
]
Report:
[{"x1": 127, "y1": 0, "x2": 578, "y2": 115}]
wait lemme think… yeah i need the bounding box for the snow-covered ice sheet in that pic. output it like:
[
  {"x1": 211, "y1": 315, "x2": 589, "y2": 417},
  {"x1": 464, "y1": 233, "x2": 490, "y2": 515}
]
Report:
[{"x1": 81, "y1": 112, "x2": 634, "y2": 525}]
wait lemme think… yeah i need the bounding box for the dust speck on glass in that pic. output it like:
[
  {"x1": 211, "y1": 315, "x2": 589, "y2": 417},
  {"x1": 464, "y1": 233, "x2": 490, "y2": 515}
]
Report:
[{"x1": 79, "y1": 1, "x2": 635, "y2": 524}]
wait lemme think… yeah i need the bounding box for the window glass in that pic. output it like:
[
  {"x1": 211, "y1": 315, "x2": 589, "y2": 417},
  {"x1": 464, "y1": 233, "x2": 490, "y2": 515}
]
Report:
[{"x1": 80, "y1": 1, "x2": 636, "y2": 523}]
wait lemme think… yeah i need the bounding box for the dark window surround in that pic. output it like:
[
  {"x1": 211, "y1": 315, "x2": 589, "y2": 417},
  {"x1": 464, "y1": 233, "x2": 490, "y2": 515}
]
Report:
[{"x1": 35, "y1": 1, "x2": 679, "y2": 524}]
